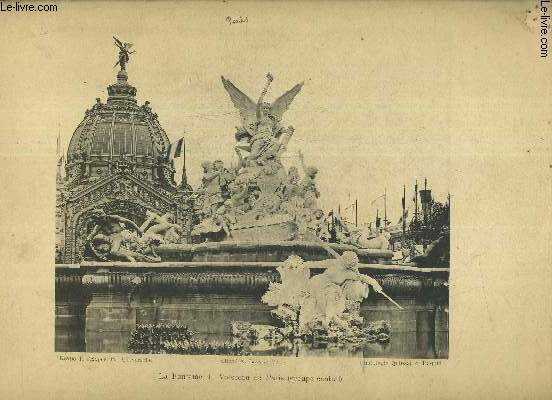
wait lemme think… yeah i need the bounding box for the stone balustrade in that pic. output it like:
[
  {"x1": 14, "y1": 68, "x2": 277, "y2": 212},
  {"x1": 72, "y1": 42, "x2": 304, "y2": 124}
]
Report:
[{"x1": 56, "y1": 261, "x2": 448, "y2": 297}]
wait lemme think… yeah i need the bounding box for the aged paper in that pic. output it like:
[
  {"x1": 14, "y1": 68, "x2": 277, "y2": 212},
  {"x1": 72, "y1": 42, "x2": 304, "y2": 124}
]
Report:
[{"x1": 0, "y1": 1, "x2": 550, "y2": 399}]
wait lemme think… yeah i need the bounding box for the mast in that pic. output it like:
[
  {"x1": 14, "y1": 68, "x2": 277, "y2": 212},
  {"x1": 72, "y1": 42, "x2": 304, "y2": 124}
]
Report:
[
  {"x1": 56, "y1": 129, "x2": 63, "y2": 181},
  {"x1": 355, "y1": 198, "x2": 358, "y2": 227},
  {"x1": 383, "y1": 188, "x2": 387, "y2": 228},
  {"x1": 338, "y1": 204, "x2": 342, "y2": 233},
  {"x1": 180, "y1": 135, "x2": 187, "y2": 187},
  {"x1": 414, "y1": 179, "x2": 418, "y2": 223},
  {"x1": 402, "y1": 184, "x2": 406, "y2": 239},
  {"x1": 329, "y1": 208, "x2": 335, "y2": 241},
  {"x1": 419, "y1": 177, "x2": 432, "y2": 251}
]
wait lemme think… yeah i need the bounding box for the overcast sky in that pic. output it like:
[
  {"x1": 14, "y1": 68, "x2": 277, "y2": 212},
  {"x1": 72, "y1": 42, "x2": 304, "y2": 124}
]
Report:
[{"x1": 1, "y1": 1, "x2": 548, "y2": 225}]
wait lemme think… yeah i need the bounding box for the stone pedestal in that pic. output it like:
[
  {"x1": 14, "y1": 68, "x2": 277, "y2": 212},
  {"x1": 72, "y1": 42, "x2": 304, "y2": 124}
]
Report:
[
  {"x1": 81, "y1": 271, "x2": 141, "y2": 353},
  {"x1": 434, "y1": 305, "x2": 449, "y2": 358},
  {"x1": 55, "y1": 263, "x2": 449, "y2": 356},
  {"x1": 136, "y1": 293, "x2": 273, "y2": 335},
  {"x1": 55, "y1": 271, "x2": 87, "y2": 352}
]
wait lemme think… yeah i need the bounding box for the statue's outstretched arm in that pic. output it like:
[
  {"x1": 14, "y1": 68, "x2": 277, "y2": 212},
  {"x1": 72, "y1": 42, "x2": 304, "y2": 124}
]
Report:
[
  {"x1": 256, "y1": 74, "x2": 273, "y2": 119},
  {"x1": 86, "y1": 225, "x2": 100, "y2": 242},
  {"x1": 203, "y1": 171, "x2": 219, "y2": 181},
  {"x1": 357, "y1": 273, "x2": 383, "y2": 292},
  {"x1": 140, "y1": 212, "x2": 158, "y2": 231},
  {"x1": 115, "y1": 216, "x2": 142, "y2": 234},
  {"x1": 302, "y1": 259, "x2": 337, "y2": 270},
  {"x1": 315, "y1": 239, "x2": 341, "y2": 260}
]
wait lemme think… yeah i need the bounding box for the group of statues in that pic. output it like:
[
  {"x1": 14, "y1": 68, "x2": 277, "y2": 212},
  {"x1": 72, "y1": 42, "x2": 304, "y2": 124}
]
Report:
[
  {"x1": 190, "y1": 74, "x2": 330, "y2": 242},
  {"x1": 83, "y1": 73, "x2": 392, "y2": 260},
  {"x1": 332, "y1": 219, "x2": 391, "y2": 250},
  {"x1": 256, "y1": 243, "x2": 387, "y2": 341},
  {"x1": 86, "y1": 209, "x2": 182, "y2": 262},
  {"x1": 190, "y1": 150, "x2": 327, "y2": 242}
]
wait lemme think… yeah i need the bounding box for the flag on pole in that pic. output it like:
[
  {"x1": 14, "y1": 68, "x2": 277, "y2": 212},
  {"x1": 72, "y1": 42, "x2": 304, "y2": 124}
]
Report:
[
  {"x1": 167, "y1": 137, "x2": 184, "y2": 160},
  {"x1": 398, "y1": 209, "x2": 409, "y2": 224},
  {"x1": 56, "y1": 132, "x2": 64, "y2": 165}
]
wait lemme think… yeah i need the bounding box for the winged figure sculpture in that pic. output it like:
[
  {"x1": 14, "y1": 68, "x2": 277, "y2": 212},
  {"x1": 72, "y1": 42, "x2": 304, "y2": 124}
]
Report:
[
  {"x1": 221, "y1": 74, "x2": 303, "y2": 138},
  {"x1": 113, "y1": 36, "x2": 135, "y2": 70}
]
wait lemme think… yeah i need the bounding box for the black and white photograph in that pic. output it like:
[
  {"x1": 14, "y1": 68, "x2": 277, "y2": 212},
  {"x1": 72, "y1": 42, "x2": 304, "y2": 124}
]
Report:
[
  {"x1": 55, "y1": 32, "x2": 450, "y2": 360},
  {"x1": 1, "y1": 1, "x2": 551, "y2": 399}
]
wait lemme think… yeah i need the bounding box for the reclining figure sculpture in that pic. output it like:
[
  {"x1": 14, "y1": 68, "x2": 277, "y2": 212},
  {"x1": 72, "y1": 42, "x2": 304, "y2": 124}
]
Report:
[{"x1": 86, "y1": 209, "x2": 181, "y2": 262}]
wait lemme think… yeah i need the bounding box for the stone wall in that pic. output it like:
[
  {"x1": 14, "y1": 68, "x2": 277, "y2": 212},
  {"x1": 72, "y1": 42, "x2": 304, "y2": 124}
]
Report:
[{"x1": 55, "y1": 263, "x2": 448, "y2": 353}]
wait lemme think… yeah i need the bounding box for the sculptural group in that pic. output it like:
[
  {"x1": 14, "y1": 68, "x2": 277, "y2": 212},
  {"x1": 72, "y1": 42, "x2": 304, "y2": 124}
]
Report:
[
  {"x1": 82, "y1": 72, "x2": 390, "y2": 259},
  {"x1": 231, "y1": 247, "x2": 391, "y2": 344},
  {"x1": 190, "y1": 74, "x2": 332, "y2": 242},
  {"x1": 86, "y1": 209, "x2": 182, "y2": 262}
]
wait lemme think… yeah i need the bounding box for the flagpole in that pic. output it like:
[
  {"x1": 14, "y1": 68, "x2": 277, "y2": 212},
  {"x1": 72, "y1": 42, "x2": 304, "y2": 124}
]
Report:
[
  {"x1": 355, "y1": 198, "x2": 358, "y2": 227},
  {"x1": 402, "y1": 184, "x2": 406, "y2": 240},
  {"x1": 414, "y1": 179, "x2": 418, "y2": 223},
  {"x1": 56, "y1": 129, "x2": 63, "y2": 181},
  {"x1": 181, "y1": 135, "x2": 187, "y2": 187},
  {"x1": 329, "y1": 208, "x2": 334, "y2": 242},
  {"x1": 338, "y1": 204, "x2": 341, "y2": 233},
  {"x1": 384, "y1": 188, "x2": 387, "y2": 228}
]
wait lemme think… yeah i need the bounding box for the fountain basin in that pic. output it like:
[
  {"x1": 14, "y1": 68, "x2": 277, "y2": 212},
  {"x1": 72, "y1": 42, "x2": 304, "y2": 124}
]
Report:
[
  {"x1": 55, "y1": 262, "x2": 448, "y2": 356},
  {"x1": 157, "y1": 240, "x2": 394, "y2": 264}
]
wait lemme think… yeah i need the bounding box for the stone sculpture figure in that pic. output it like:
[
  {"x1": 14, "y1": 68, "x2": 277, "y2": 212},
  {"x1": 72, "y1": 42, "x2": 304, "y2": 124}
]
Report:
[
  {"x1": 199, "y1": 161, "x2": 224, "y2": 216},
  {"x1": 140, "y1": 210, "x2": 182, "y2": 245},
  {"x1": 86, "y1": 209, "x2": 145, "y2": 262},
  {"x1": 213, "y1": 160, "x2": 236, "y2": 199},
  {"x1": 298, "y1": 150, "x2": 320, "y2": 209},
  {"x1": 191, "y1": 204, "x2": 232, "y2": 241},
  {"x1": 298, "y1": 251, "x2": 382, "y2": 333},
  {"x1": 308, "y1": 209, "x2": 331, "y2": 241},
  {"x1": 346, "y1": 223, "x2": 390, "y2": 250},
  {"x1": 278, "y1": 166, "x2": 304, "y2": 218},
  {"x1": 261, "y1": 247, "x2": 384, "y2": 340},
  {"x1": 282, "y1": 166, "x2": 300, "y2": 199},
  {"x1": 113, "y1": 36, "x2": 135, "y2": 71},
  {"x1": 221, "y1": 73, "x2": 303, "y2": 164}
]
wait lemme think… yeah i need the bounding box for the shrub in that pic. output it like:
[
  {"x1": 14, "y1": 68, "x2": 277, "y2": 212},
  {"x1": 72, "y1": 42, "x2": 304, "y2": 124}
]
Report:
[{"x1": 128, "y1": 323, "x2": 248, "y2": 355}]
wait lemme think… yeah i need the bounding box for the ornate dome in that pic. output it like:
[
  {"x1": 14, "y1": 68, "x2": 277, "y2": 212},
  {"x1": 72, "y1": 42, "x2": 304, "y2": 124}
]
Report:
[{"x1": 65, "y1": 69, "x2": 173, "y2": 186}]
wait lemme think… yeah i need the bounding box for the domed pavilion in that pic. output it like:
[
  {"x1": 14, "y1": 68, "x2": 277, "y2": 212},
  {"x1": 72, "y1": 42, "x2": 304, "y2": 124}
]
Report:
[{"x1": 56, "y1": 65, "x2": 192, "y2": 263}]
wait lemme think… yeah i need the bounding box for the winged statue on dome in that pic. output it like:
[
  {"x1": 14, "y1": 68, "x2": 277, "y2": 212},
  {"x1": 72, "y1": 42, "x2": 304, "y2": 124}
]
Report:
[{"x1": 113, "y1": 36, "x2": 135, "y2": 71}]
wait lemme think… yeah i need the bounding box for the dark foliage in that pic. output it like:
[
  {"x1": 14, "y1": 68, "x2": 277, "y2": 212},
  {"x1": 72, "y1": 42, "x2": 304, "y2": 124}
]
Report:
[
  {"x1": 128, "y1": 323, "x2": 194, "y2": 354},
  {"x1": 128, "y1": 323, "x2": 248, "y2": 355},
  {"x1": 409, "y1": 200, "x2": 450, "y2": 243},
  {"x1": 163, "y1": 339, "x2": 249, "y2": 355}
]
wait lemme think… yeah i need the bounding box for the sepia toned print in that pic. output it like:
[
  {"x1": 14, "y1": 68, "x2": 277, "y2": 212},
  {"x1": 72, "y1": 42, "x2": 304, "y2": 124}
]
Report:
[
  {"x1": 55, "y1": 38, "x2": 449, "y2": 358},
  {"x1": 1, "y1": 1, "x2": 551, "y2": 399}
]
